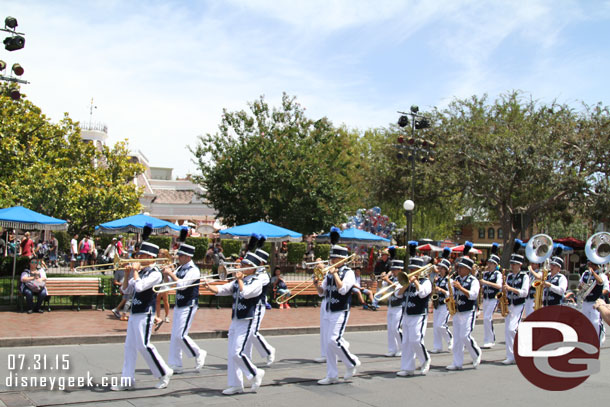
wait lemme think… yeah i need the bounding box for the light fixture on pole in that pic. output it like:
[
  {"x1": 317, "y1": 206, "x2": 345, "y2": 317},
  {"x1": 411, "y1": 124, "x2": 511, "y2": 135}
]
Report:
[{"x1": 403, "y1": 199, "x2": 414, "y2": 264}]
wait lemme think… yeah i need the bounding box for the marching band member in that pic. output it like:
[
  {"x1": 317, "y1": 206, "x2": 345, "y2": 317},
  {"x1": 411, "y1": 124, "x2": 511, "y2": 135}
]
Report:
[
  {"x1": 479, "y1": 243, "x2": 502, "y2": 348},
  {"x1": 446, "y1": 242, "x2": 481, "y2": 371},
  {"x1": 315, "y1": 227, "x2": 361, "y2": 385},
  {"x1": 382, "y1": 258, "x2": 404, "y2": 357},
  {"x1": 203, "y1": 236, "x2": 266, "y2": 395},
  {"x1": 163, "y1": 239, "x2": 207, "y2": 373},
  {"x1": 542, "y1": 246, "x2": 568, "y2": 307},
  {"x1": 396, "y1": 242, "x2": 432, "y2": 376},
  {"x1": 579, "y1": 259, "x2": 609, "y2": 345},
  {"x1": 111, "y1": 237, "x2": 173, "y2": 391},
  {"x1": 247, "y1": 235, "x2": 276, "y2": 366},
  {"x1": 430, "y1": 248, "x2": 453, "y2": 353},
  {"x1": 501, "y1": 240, "x2": 530, "y2": 365},
  {"x1": 524, "y1": 260, "x2": 541, "y2": 317}
]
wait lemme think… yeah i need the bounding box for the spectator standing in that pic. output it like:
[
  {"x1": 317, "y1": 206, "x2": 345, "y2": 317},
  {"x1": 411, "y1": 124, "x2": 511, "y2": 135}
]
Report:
[
  {"x1": 78, "y1": 236, "x2": 90, "y2": 267},
  {"x1": 48, "y1": 234, "x2": 59, "y2": 267},
  {"x1": 0, "y1": 234, "x2": 6, "y2": 257},
  {"x1": 20, "y1": 232, "x2": 36, "y2": 259},
  {"x1": 88, "y1": 236, "x2": 97, "y2": 265},
  {"x1": 70, "y1": 234, "x2": 79, "y2": 271},
  {"x1": 104, "y1": 238, "x2": 118, "y2": 262},
  {"x1": 116, "y1": 235, "x2": 124, "y2": 258}
]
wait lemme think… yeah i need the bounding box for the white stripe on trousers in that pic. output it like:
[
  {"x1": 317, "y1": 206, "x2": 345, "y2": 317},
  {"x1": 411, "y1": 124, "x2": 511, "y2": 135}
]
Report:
[
  {"x1": 168, "y1": 305, "x2": 202, "y2": 368},
  {"x1": 581, "y1": 301, "x2": 606, "y2": 345},
  {"x1": 247, "y1": 303, "x2": 273, "y2": 359},
  {"x1": 121, "y1": 312, "x2": 170, "y2": 382},
  {"x1": 400, "y1": 313, "x2": 429, "y2": 371},
  {"x1": 324, "y1": 310, "x2": 359, "y2": 379},
  {"x1": 387, "y1": 305, "x2": 403, "y2": 354},
  {"x1": 451, "y1": 309, "x2": 480, "y2": 368},
  {"x1": 227, "y1": 318, "x2": 259, "y2": 388},
  {"x1": 433, "y1": 304, "x2": 452, "y2": 350},
  {"x1": 505, "y1": 304, "x2": 524, "y2": 360},
  {"x1": 482, "y1": 299, "x2": 497, "y2": 344}
]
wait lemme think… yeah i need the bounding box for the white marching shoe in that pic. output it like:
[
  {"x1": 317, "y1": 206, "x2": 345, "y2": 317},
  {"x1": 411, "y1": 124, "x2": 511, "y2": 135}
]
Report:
[
  {"x1": 251, "y1": 369, "x2": 265, "y2": 392},
  {"x1": 421, "y1": 359, "x2": 431, "y2": 375},
  {"x1": 195, "y1": 350, "x2": 207, "y2": 371},
  {"x1": 222, "y1": 386, "x2": 244, "y2": 395},
  {"x1": 384, "y1": 351, "x2": 396, "y2": 357},
  {"x1": 501, "y1": 358, "x2": 515, "y2": 365},
  {"x1": 317, "y1": 377, "x2": 339, "y2": 385},
  {"x1": 110, "y1": 382, "x2": 134, "y2": 391},
  {"x1": 473, "y1": 354, "x2": 482, "y2": 369},
  {"x1": 266, "y1": 347, "x2": 276, "y2": 366},
  {"x1": 155, "y1": 368, "x2": 173, "y2": 389},
  {"x1": 396, "y1": 370, "x2": 414, "y2": 377},
  {"x1": 344, "y1": 359, "x2": 361, "y2": 379},
  {"x1": 446, "y1": 364, "x2": 462, "y2": 371},
  {"x1": 314, "y1": 357, "x2": 327, "y2": 363},
  {"x1": 482, "y1": 342, "x2": 495, "y2": 349},
  {"x1": 429, "y1": 348, "x2": 442, "y2": 354}
]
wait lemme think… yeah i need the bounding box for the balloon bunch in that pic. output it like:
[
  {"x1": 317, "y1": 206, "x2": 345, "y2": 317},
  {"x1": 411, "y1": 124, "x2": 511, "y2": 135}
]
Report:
[{"x1": 343, "y1": 206, "x2": 397, "y2": 238}]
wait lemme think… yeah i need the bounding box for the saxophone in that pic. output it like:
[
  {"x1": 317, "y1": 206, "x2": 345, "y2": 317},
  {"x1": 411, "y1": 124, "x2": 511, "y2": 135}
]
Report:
[
  {"x1": 495, "y1": 268, "x2": 509, "y2": 317},
  {"x1": 445, "y1": 270, "x2": 457, "y2": 316},
  {"x1": 533, "y1": 266, "x2": 548, "y2": 311}
]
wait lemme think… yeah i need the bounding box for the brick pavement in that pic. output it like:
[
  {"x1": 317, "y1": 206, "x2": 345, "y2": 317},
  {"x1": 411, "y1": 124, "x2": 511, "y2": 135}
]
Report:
[{"x1": 0, "y1": 304, "x2": 502, "y2": 347}]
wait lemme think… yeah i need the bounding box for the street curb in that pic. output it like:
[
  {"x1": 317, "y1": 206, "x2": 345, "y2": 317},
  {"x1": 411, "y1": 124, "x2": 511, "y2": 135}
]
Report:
[{"x1": 0, "y1": 317, "x2": 494, "y2": 348}]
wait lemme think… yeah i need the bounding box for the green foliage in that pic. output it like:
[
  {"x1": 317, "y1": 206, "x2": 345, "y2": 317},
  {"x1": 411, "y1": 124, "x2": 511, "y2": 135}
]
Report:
[
  {"x1": 0, "y1": 256, "x2": 30, "y2": 276},
  {"x1": 185, "y1": 236, "x2": 209, "y2": 262},
  {"x1": 0, "y1": 86, "x2": 145, "y2": 235},
  {"x1": 221, "y1": 239, "x2": 243, "y2": 258},
  {"x1": 53, "y1": 231, "x2": 70, "y2": 252},
  {"x1": 313, "y1": 244, "x2": 330, "y2": 260},
  {"x1": 147, "y1": 236, "x2": 171, "y2": 252},
  {"x1": 262, "y1": 242, "x2": 272, "y2": 255},
  {"x1": 286, "y1": 242, "x2": 307, "y2": 264},
  {"x1": 191, "y1": 93, "x2": 359, "y2": 234},
  {"x1": 395, "y1": 247, "x2": 406, "y2": 262}
]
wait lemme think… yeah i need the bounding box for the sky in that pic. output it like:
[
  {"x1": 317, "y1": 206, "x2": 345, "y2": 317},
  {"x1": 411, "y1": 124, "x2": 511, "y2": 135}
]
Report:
[{"x1": 3, "y1": 0, "x2": 610, "y2": 177}]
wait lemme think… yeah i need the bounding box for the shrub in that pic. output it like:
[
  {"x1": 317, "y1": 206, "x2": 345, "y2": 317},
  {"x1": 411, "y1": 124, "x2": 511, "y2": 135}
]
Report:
[
  {"x1": 313, "y1": 244, "x2": 330, "y2": 260},
  {"x1": 185, "y1": 236, "x2": 209, "y2": 262},
  {"x1": 222, "y1": 239, "x2": 243, "y2": 258},
  {"x1": 0, "y1": 256, "x2": 31, "y2": 276},
  {"x1": 147, "y1": 236, "x2": 172, "y2": 251},
  {"x1": 287, "y1": 242, "x2": 307, "y2": 264}
]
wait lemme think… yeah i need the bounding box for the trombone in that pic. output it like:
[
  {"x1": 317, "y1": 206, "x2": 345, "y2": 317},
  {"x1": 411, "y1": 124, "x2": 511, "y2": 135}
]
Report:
[
  {"x1": 153, "y1": 270, "x2": 238, "y2": 293},
  {"x1": 276, "y1": 254, "x2": 357, "y2": 305},
  {"x1": 374, "y1": 263, "x2": 435, "y2": 302}
]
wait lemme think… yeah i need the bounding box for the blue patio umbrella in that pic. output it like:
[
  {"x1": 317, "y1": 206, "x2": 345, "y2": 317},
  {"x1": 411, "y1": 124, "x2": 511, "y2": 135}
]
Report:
[
  {"x1": 95, "y1": 214, "x2": 182, "y2": 235},
  {"x1": 219, "y1": 221, "x2": 302, "y2": 242},
  {"x1": 0, "y1": 206, "x2": 68, "y2": 305},
  {"x1": 316, "y1": 227, "x2": 391, "y2": 246}
]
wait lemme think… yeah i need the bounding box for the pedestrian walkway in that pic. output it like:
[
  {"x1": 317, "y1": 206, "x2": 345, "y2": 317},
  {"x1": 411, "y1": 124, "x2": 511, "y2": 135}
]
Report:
[{"x1": 0, "y1": 305, "x2": 503, "y2": 347}]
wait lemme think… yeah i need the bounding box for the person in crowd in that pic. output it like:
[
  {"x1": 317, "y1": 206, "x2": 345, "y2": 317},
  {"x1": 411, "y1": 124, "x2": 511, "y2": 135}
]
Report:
[
  {"x1": 78, "y1": 235, "x2": 90, "y2": 267},
  {"x1": 352, "y1": 267, "x2": 376, "y2": 310},
  {"x1": 155, "y1": 249, "x2": 172, "y2": 325},
  {"x1": 20, "y1": 232, "x2": 36, "y2": 259},
  {"x1": 48, "y1": 234, "x2": 59, "y2": 267},
  {"x1": 271, "y1": 266, "x2": 291, "y2": 309},
  {"x1": 20, "y1": 259, "x2": 47, "y2": 313},
  {"x1": 104, "y1": 238, "x2": 118, "y2": 263},
  {"x1": 70, "y1": 233, "x2": 79, "y2": 272}
]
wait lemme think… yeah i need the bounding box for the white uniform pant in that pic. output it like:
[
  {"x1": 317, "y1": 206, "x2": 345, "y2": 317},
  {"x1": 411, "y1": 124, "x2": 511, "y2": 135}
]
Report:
[
  {"x1": 524, "y1": 298, "x2": 535, "y2": 318},
  {"x1": 247, "y1": 304, "x2": 274, "y2": 359},
  {"x1": 400, "y1": 314, "x2": 429, "y2": 371},
  {"x1": 581, "y1": 301, "x2": 606, "y2": 345},
  {"x1": 482, "y1": 299, "x2": 497, "y2": 344},
  {"x1": 505, "y1": 304, "x2": 524, "y2": 360},
  {"x1": 319, "y1": 303, "x2": 328, "y2": 359},
  {"x1": 323, "y1": 310, "x2": 359, "y2": 379},
  {"x1": 451, "y1": 310, "x2": 481, "y2": 367},
  {"x1": 168, "y1": 305, "x2": 202, "y2": 368},
  {"x1": 121, "y1": 312, "x2": 170, "y2": 383},
  {"x1": 387, "y1": 306, "x2": 403, "y2": 354},
  {"x1": 433, "y1": 304, "x2": 452, "y2": 350},
  {"x1": 227, "y1": 318, "x2": 259, "y2": 388}
]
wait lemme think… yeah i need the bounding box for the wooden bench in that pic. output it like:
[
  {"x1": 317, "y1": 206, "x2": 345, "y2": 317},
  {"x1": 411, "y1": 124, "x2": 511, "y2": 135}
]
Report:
[{"x1": 19, "y1": 277, "x2": 105, "y2": 312}]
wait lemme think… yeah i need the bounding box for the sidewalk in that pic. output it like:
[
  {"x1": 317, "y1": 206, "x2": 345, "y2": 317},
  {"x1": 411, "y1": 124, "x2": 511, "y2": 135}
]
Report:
[{"x1": 0, "y1": 305, "x2": 503, "y2": 347}]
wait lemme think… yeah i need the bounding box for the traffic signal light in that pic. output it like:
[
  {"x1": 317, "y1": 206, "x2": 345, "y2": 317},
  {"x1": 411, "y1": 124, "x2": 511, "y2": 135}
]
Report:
[
  {"x1": 397, "y1": 135, "x2": 404, "y2": 143},
  {"x1": 414, "y1": 118, "x2": 430, "y2": 130},
  {"x1": 11, "y1": 63, "x2": 23, "y2": 75},
  {"x1": 3, "y1": 35, "x2": 24, "y2": 51},
  {"x1": 398, "y1": 115, "x2": 409, "y2": 128}
]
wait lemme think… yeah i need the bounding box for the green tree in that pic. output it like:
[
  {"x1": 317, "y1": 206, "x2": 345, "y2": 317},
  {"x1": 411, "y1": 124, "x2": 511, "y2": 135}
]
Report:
[
  {"x1": 0, "y1": 86, "x2": 144, "y2": 234},
  {"x1": 191, "y1": 93, "x2": 358, "y2": 234},
  {"x1": 433, "y1": 92, "x2": 610, "y2": 264}
]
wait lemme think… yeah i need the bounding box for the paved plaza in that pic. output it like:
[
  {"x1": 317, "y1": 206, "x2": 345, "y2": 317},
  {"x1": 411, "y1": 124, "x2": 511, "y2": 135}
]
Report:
[{"x1": 1, "y1": 323, "x2": 609, "y2": 407}]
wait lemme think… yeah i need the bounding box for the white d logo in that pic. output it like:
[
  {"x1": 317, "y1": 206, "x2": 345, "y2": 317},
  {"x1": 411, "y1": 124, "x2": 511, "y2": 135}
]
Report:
[{"x1": 517, "y1": 321, "x2": 577, "y2": 358}]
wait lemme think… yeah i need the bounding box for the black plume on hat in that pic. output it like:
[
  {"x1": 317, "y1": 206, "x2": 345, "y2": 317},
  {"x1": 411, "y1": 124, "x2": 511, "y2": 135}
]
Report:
[
  {"x1": 408, "y1": 240, "x2": 417, "y2": 257},
  {"x1": 553, "y1": 243, "x2": 564, "y2": 257},
  {"x1": 143, "y1": 222, "x2": 153, "y2": 241},
  {"x1": 491, "y1": 242, "x2": 499, "y2": 255},
  {"x1": 464, "y1": 241, "x2": 473, "y2": 257},
  {"x1": 179, "y1": 227, "x2": 188, "y2": 242},
  {"x1": 330, "y1": 226, "x2": 341, "y2": 245},
  {"x1": 247, "y1": 234, "x2": 259, "y2": 252},
  {"x1": 442, "y1": 247, "x2": 451, "y2": 259},
  {"x1": 388, "y1": 246, "x2": 396, "y2": 260},
  {"x1": 257, "y1": 234, "x2": 266, "y2": 248},
  {"x1": 513, "y1": 239, "x2": 524, "y2": 254}
]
